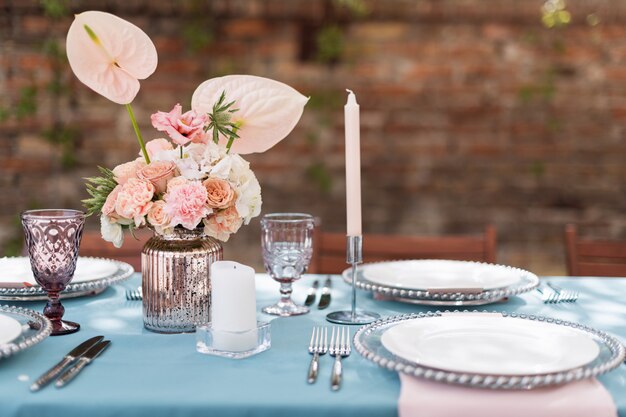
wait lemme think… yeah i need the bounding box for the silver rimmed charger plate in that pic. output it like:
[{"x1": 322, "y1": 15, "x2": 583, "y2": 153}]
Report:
[
  {"x1": 342, "y1": 260, "x2": 539, "y2": 306},
  {"x1": 353, "y1": 311, "x2": 625, "y2": 390},
  {"x1": 0, "y1": 257, "x2": 134, "y2": 301},
  {"x1": 0, "y1": 305, "x2": 52, "y2": 359}
]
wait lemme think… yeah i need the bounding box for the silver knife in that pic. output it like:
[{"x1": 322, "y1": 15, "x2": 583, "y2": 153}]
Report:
[
  {"x1": 30, "y1": 335, "x2": 104, "y2": 392},
  {"x1": 55, "y1": 340, "x2": 111, "y2": 388},
  {"x1": 304, "y1": 280, "x2": 319, "y2": 306},
  {"x1": 317, "y1": 277, "x2": 332, "y2": 309}
]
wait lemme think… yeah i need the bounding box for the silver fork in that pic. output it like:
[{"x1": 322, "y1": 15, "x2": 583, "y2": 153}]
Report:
[
  {"x1": 329, "y1": 326, "x2": 351, "y2": 391},
  {"x1": 307, "y1": 327, "x2": 328, "y2": 383},
  {"x1": 125, "y1": 286, "x2": 142, "y2": 301},
  {"x1": 536, "y1": 286, "x2": 559, "y2": 303},
  {"x1": 547, "y1": 282, "x2": 579, "y2": 303}
]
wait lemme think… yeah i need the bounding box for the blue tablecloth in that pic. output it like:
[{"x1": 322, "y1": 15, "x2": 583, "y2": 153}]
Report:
[{"x1": 2, "y1": 274, "x2": 626, "y2": 417}]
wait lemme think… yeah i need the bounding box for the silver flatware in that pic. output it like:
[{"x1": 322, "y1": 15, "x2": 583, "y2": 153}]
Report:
[
  {"x1": 55, "y1": 340, "x2": 111, "y2": 388},
  {"x1": 329, "y1": 326, "x2": 350, "y2": 391},
  {"x1": 304, "y1": 280, "x2": 319, "y2": 306},
  {"x1": 30, "y1": 335, "x2": 104, "y2": 392},
  {"x1": 547, "y1": 282, "x2": 579, "y2": 303},
  {"x1": 317, "y1": 277, "x2": 332, "y2": 310},
  {"x1": 125, "y1": 286, "x2": 142, "y2": 301},
  {"x1": 307, "y1": 326, "x2": 328, "y2": 384},
  {"x1": 536, "y1": 286, "x2": 559, "y2": 304}
]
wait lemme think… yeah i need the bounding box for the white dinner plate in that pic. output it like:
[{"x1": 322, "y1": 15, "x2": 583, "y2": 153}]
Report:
[
  {"x1": 381, "y1": 313, "x2": 600, "y2": 375},
  {"x1": 0, "y1": 257, "x2": 119, "y2": 285},
  {"x1": 362, "y1": 260, "x2": 523, "y2": 291},
  {"x1": 0, "y1": 313, "x2": 23, "y2": 345}
]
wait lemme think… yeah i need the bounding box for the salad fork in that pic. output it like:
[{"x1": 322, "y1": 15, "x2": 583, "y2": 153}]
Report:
[
  {"x1": 536, "y1": 286, "x2": 559, "y2": 303},
  {"x1": 307, "y1": 327, "x2": 328, "y2": 383},
  {"x1": 547, "y1": 282, "x2": 579, "y2": 303},
  {"x1": 125, "y1": 287, "x2": 142, "y2": 301},
  {"x1": 329, "y1": 326, "x2": 351, "y2": 391}
]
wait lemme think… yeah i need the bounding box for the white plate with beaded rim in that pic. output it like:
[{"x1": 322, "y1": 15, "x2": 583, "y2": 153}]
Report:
[
  {"x1": 381, "y1": 313, "x2": 600, "y2": 375},
  {"x1": 0, "y1": 257, "x2": 134, "y2": 300}
]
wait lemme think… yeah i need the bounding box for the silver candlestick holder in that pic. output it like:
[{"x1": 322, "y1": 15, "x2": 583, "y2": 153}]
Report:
[{"x1": 326, "y1": 235, "x2": 380, "y2": 325}]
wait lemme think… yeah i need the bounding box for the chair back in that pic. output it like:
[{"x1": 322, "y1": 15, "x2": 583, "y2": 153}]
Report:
[
  {"x1": 310, "y1": 225, "x2": 497, "y2": 274},
  {"x1": 565, "y1": 224, "x2": 626, "y2": 277}
]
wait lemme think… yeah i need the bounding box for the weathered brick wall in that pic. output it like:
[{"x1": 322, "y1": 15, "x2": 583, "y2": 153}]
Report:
[{"x1": 1, "y1": 0, "x2": 625, "y2": 274}]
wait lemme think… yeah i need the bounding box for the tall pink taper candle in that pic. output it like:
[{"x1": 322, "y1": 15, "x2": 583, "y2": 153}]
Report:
[{"x1": 345, "y1": 89, "x2": 362, "y2": 236}]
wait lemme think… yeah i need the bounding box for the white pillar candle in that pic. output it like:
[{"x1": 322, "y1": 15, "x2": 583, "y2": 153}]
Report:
[
  {"x1": 211, "y1": 261, "x2": 257, "y2": 352},
  {"x1": 345, "y1": 89, "x2": 362, "y2": 236}
]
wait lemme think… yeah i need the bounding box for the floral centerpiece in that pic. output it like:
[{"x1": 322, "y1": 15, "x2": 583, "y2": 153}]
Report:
[{"x1": 65, "y1": 11, "x2": 308, "y2": 247}]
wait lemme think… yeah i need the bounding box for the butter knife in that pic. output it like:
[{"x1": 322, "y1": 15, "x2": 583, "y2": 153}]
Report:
[
  {"x1": 304, "y1": 280, "x2": 319, "y2": 306},
  {"x1": 30, "y1": 335, "x2": 104, "y2": 392},
  {"x1": 317, "y1": 277, "x2": 332, "y2": 309},
  {"x1": 55, "y1": 340, "x2": 111, "y2": 388}
]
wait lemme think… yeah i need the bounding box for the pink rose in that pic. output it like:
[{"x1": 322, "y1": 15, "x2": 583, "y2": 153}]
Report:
[
  {"x1": 203, "y1": 177, "x2": 235, "y2": 209},
  {"x1": 142, "y1": 138, "x2": 174, "y2": 159},
  {"x1": 114, "y1": 178, "x2": 155, "y2": 227},
  {"x1": 151, "y1": 103, "x2": 208, "y2": 146},
  {"x1": 203, "y1": 207, "x2": 243, "y2": 242},
  {"x1": 164, "y1": 181, "x2": 211, "y2": 230},
  {"x1": 136, "y1": 161, "x2": 177, "y2": 194},
  {"x1": 147, "y1": 200, "x2": 172, "y2": 235},
  {"x1": 102, "y1": 185, "x2": 122, "y2": 219},
  {"x1": 112, "y1": 160, "x2": 145, "y2": 185}
]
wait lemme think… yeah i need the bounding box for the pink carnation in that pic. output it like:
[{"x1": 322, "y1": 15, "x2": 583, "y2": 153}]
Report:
[
  {"x1": 102, "y1": 185, "x2": 122, "y2": 219},
  {"x1": 164, "y1": 181, "x2": 211, "y2": 230},
  {"x1": 114, "y1": 178, "x2": 155, "y2": 227},
  {"x1": 151, "y1": 104, "x2": 208, "y2": 146}
]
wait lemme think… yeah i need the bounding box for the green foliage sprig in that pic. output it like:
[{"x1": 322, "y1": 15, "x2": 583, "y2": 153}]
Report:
[
  {"x1": 205, "y1": 91, "x2": 240, "y2": 153},
  {"x1": 83, "y1": 167, "x2": 117, "y2": 216}
]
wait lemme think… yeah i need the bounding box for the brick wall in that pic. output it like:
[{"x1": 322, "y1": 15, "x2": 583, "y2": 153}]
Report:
[{"x1": 1, "y1": 0, "x2": 625, "y2": 274}]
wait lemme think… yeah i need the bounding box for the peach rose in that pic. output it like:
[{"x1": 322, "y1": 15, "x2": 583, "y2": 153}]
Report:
[
  {"x1": 102, "y1": 185, "x2": 122, "y2": 219},
  {"x1": 114, "y1": 178, "x2": 155, "y2": 227},
  {"x1": 203, "y1": 177, "x2": 235, "y2": 209},
  {"x1": 142, "y1": 138, "x2": 174, "y2": 159},
  {"x1": 203, "y1": 207, "x2": 243, "y2": 242},
  {"x1": 147, "y1": 200, "x2": 172, "y2": 235},
  {"x1": 112, "y1": 160, "x2": 145, "y2": 185},
  {"x1": 137, "y1": 161, "x2": 177, "y2": 194}
]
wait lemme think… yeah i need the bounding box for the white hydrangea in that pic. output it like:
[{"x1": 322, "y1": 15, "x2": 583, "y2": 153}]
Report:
[
  {"x1": 100, "y1": 215, "x2": 124, "y2": 248},
  {"x1": 235, "y1": 175, "x2": 262, "y2": 225}
]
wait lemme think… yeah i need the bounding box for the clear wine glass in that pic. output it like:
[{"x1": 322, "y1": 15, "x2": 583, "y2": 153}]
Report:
[
  {"x1": 21, "y1": 209, "x2": 85, "y2": 336},
  {"x1": 261, "y1": 213, "x2": 314, "y2": 316}
]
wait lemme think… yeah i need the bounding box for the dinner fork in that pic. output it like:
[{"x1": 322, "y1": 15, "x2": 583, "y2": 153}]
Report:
[
  {"x1": 125, "y1": 287, "x2": 142, "y2": 301},
  {"x1": 536, "y1": 286, "x2": 559, "y2": 304},
  {"x1": 307, "y1": 326, "x2": 328, "y2": 384},
  {"x1": 329, "y1": 326, "x2": 350, "y2": 391},
  {"x1": 547, "y1": 282, "x2": 579, "y2": 303}
]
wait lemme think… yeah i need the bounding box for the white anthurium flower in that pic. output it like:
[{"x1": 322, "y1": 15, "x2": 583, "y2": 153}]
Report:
[
  {"x1": 66, "y1": 11, "x2": 157, "y2": 105},
  {"x1": 191, "y1": 75, "x2": 309, "y2": 154},
  {"x1": 100, "y1": 215, "x2": 124, "y2": 248}
]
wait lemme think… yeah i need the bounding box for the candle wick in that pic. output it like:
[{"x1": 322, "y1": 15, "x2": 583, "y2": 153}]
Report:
[{"x1": 346, "y1": 89, "x2": 354, "y2": 95}]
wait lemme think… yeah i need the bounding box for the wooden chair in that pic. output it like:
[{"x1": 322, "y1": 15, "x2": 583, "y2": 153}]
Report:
[
  {"x1": 564, "y1": 224, "x2": 626, "y2": 277},
  {"x1": 309, "y1": 225, "x2": 497, "y2": 274},
  {"x1": 79, "y1": 229, "x2": 153, "y2": 272}
]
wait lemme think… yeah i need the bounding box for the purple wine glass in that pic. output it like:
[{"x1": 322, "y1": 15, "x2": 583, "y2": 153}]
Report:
[{"x1": 21, "y1": 209, "x2": 85, "y2": 336}]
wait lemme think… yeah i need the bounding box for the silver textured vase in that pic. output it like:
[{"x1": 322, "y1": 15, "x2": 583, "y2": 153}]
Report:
[{"x1": 142, "y1": 227, "x2": 223, "y2": 333}]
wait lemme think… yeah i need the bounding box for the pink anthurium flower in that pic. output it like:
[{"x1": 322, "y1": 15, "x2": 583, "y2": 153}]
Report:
[
  {"x1": 66, "y1": 11, "x2": 158, "y2": 105},
  {"x1": 191, "y1": 75, "x2": 309, "y2": 154}
]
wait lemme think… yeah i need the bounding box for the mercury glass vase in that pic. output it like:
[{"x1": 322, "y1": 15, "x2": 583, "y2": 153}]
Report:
[{"x1": 142, "y1": 227, "x2": 223, "y2": 333}]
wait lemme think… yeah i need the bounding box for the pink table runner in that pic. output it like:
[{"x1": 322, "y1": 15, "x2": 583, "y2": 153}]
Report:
[{"x1": 399, "y1": 374, "x2": 616, "y2": 417}]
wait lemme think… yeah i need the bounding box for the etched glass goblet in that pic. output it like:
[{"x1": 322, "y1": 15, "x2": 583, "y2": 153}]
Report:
[
  {"x1": 21, "y1": 209, "x2": 85, "y2": 336},
  {"x1": 261, "y1": 213, "x2": 314, "y2": 316}
]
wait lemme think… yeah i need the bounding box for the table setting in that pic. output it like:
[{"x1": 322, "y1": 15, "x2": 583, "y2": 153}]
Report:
[{"x1": 2, "y1": 9, "x2": 626, "y2": 417}]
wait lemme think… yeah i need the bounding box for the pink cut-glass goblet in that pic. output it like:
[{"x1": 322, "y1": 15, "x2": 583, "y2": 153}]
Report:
[{"x1": 21, "y1": 209, "x2": 85, "y2": 336}]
